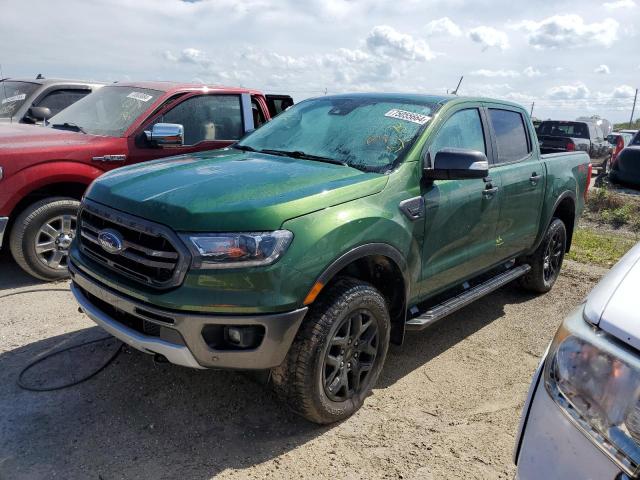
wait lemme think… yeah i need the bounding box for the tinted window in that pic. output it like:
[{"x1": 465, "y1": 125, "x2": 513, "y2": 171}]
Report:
[
  {"x1": 35, "y1": 89, "x2": 91, "y2": 116},
  {"x1": 430, "y1": 108, "x2": 486, "y2": 159},
  {"x1": 251, "y1": 99, "x2": 266, "y2": 128},
  {"x1": 157, "y1": 95, "x2": 243, "y2": 145},
  {"x1": 538, "y1": 121, "x2": 589, "y2": 139},
  {"x1": 488, "y1": 109, "x2": 530, "y2": 163},
  {"x1": 266, "y1": 96, "x2": 294, "y2": 117}
]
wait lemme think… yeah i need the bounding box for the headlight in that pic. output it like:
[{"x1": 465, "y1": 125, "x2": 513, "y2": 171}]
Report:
[
  {"x1": 546, "y1": 325, "x2": 640, "y2": 476},
  {"x1": 181, "y1": 230, "x2": 293, "y2": 269}
]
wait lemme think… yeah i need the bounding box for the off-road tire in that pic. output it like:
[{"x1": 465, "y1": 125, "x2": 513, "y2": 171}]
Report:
[
  {"x1": 519, "y1": 218, "x2": 567, "y2": 293},
  {"x1": 9, "y1": 197, "x2": 80, "y2": 281},
  {"x1": 271, "y1": 277, "x2": 390, "y2": 424}
]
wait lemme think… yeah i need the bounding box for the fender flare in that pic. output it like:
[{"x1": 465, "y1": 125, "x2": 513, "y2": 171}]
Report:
[
  {"x1": 529, "y1": 190, "x2": 577, "y2": 254},
  {"x1": 311, "y1": 242, "x2": 410, "y2": 345}
]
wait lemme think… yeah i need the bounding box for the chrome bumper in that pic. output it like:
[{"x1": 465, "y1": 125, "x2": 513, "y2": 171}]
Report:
[
  {"x1": 0, "y1": 217, "x2": 8, "y2": 249},
  {"x1": 69, "y1": 262, "x2": 307, "y2": 369}
]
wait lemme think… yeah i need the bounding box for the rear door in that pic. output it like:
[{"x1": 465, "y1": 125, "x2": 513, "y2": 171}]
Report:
[{"x1": 485, "y1": 105, "x2": 545, "y2": 259}]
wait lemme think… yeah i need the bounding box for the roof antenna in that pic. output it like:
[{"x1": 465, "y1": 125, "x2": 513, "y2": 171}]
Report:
[{"x1": 451, "y1": 76, "x2": 463, "y2": 96}]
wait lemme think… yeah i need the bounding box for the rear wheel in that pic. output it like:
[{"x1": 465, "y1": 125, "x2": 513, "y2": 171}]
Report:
[
  {"x1": 271, "y1": 277, "x2": 390, "y2": 424},
  {"x1": 9, "y1": 197, "x2": 80, "y2": 281},
  {"x1": 519, "y1": 218, "x2": 566, "y2": 293}
]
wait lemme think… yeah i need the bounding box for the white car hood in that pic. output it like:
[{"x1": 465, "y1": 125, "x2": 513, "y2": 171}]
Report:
[{"x1": 584, "y1": 242, "x2": 640, "y2": 350}]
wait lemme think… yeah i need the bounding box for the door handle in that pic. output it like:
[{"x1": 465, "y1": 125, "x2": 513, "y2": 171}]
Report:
[
  {"x1": 483, "y1": 185, "x2": 499, "y2": 197},
  {"x1": 530, "y1": 173, "x2": 542, "y2": 185}
]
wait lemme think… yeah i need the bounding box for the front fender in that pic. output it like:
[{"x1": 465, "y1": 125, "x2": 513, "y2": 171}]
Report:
[{"x1": 0, "y1": 161, "x2": 104, "y2": 217}]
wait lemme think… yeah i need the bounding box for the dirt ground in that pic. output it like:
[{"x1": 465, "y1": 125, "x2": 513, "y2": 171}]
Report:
[{"x1": 0, "y1": 250, "x2": 608, "y2": 480}]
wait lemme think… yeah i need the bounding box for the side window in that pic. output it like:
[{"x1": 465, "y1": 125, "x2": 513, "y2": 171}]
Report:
[
  {"x1": 251, "y1": 99, "x2": 266, "y2": 128},
  {"x1": 430, "y1": 108, "x2": 486, "y2": 159},
  {"x1": 156, "y1": 95, "x2": 243, "y2": 145},
  {"x1": 35, "y1": 89, "x2": 91, "y2": 116},
  {"x1": 488, "y1": 109, "x2": 530, "y2": 164}
]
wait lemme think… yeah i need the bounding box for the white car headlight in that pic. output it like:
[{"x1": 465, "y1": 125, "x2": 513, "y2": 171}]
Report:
[
  {"x1": 546, "y1": 325, "x2": 640, "y2": 476},
  {"x1": 181, "y1": 230, "x2": 293, "y2": 269}
]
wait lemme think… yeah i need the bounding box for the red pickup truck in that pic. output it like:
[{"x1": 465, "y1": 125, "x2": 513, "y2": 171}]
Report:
[{"x1": 0, "y1": 82, "x2": 292, "y2": 280}]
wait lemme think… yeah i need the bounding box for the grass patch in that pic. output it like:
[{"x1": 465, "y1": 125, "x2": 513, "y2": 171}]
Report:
[
  {"x1": 586, "y1": 187, "x2": 640, "y2": 232},
  {"x1": 567, "y1": 227, "x2": 637, "y2": 267}
]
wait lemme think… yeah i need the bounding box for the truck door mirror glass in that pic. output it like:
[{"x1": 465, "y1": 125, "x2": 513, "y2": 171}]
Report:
[
  {"x1": 145, "y1": 123, "x2": 184, "y2": 146},
  {"x1": 25, "y1": 106, "x2": 52, "y2": 123},
  {"x1": 424, "y1": 148, "x2": 489, "y2": 180}
]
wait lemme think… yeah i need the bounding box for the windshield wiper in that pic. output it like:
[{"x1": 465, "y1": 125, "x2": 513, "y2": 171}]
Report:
[
  {"x1": 233, "y1": 144, "x2": 257, "y2": 152},
  {"x1": 259, "y1": 149, "x2": 349, "y2": 166},
  {"x1": 51, "y1": 122, "x2": 86, "y2": 134}
]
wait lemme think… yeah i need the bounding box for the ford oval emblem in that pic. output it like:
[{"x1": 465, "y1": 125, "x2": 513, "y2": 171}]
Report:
[{"x1": 97, "y1": 229, "x2": 124, "y2": 254}]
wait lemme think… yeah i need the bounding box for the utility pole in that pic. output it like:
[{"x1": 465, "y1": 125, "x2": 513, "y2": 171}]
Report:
[
  {"x1": 630, "y1": 88, "x2": 638, "y2": 129},
  {"x1": 530, "y1": 102, "x2": 535, "y2": 117},
  {"x1": 451, "y1": 76, "x2": 463, "y2": 96}
]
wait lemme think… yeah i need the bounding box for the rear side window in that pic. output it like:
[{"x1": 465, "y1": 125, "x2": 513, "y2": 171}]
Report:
[
  {"x1": 35, "y1": 89, "x2": 91, "y2": 116},
  {"x1": 488, "y1": 109, "x2": 530, "y2": 163},
  {"x1": 429, "y1": 108, "x2": 486, "y2": 158}
]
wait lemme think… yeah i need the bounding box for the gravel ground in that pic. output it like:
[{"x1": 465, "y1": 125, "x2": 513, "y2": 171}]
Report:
[{"x1": 0, "y1": 250, "x2": 608, "y2": 480}]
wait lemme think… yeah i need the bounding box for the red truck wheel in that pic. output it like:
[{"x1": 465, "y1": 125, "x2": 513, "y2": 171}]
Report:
[{"x1": 9, "y1": 197, "x2": 80, "y2": 281}]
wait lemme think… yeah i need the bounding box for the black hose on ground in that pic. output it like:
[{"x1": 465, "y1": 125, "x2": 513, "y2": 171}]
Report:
[{"x1": 1, "y1": 287, "x2": 122, "y2": 392}]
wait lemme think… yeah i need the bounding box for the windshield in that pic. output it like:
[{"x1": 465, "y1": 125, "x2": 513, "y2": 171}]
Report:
[
  {"x1": 0, "y1": 81, "x2": 39, "y2": 119},
  {"x1": 48, "y1": 85, "x2": 162, "y2": 137},
  {"x1": 538, "y1": 121, "x2": 589, "y2": 139},
  {"x1": 236, "y1": 96, "x2": 437, "y2": 172}
]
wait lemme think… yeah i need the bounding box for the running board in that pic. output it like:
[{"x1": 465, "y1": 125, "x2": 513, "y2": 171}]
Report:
[{"x1": 405, "y1": 264, "x2": 531, "y2": 331}]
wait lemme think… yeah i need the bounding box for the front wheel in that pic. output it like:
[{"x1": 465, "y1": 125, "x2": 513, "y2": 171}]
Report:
[
  {"x1": 519, "y1": 218, "x2": 567, "y2": 293},
  {"x1": 271, "y1": 277, "x2": 390, "y2": 424},
  {"x1": 9, "y1": 197, "x2": 80, "y2": 281}
]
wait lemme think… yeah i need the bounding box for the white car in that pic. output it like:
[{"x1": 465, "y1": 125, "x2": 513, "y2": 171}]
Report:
[{"x1": 515, "y1": 242, "x2": 640, "y2": 480}]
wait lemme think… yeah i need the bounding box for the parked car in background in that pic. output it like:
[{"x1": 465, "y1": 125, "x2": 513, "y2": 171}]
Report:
[
  {"x1": 537, "y1": 120, "x2": 609, "y2": 171},
  {"x1": 607, "y1": 131, "x2": 634, "y2": 173},
  {"x1": 0, "y1": 76, "x2": 104, "y2": 124},
  {"x1": 610, "y1": 132, "x2": 640, "y2": 188},
  {"x1": 68, "y1": 93, "x2": 591, "y2": 423},
  {"x1": 514, "y1": 241, "x2": 640, "y2": 480},
  {"x1": 0, "y1": 81, "x2": 292, "y2": 280}
]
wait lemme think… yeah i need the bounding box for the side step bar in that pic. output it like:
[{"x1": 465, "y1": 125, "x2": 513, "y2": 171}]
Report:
[{"x1": 405, "y1": 264, "x2": 531, "y2": 331}]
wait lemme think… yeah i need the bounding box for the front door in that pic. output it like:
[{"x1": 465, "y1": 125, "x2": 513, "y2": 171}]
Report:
[
  {"x1": 485, "y1": 106, "x2": 545, "y2": 259},
  {"x1": 419, "y1": 106, "x2": 501, "y2": 298}
]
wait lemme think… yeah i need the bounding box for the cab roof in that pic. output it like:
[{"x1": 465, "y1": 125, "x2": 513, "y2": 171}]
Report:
[{"x1": 110, "y1": 81, "x2": 264, "y2": 96}]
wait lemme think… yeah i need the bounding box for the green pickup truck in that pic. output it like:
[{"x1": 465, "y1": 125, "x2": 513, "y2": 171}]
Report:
[{"x1": 68, "y1": 93, "x2": 592, "y2": 423}]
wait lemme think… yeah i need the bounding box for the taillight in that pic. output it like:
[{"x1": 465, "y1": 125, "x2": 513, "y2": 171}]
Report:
[
  {"x1": 584, "y1": 163, "x2": 592, "y2": 201},
  {"x1": 566, "y1": 141, "x2": 575, "y2": 151}
]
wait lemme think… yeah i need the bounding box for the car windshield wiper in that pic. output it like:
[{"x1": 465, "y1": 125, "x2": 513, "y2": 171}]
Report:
[
  {"x1": 233, "y1": 144, "x2": 257, "y2": 152},
  {"x1": 259, "y1": 149, "x2": 349, "y2": 166},
  {"x1": 51, "y1": 122, "x2": 86, "y2": 134}
]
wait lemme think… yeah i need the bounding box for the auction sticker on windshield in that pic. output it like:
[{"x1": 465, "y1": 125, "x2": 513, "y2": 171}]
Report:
[
  {"x1": 384, "y1": 109, "x2": 431, "y2": 125},
  {"x1": 1, "y1": 94, "x2": 26, "y2": 104},
  {"x1": 127, "y1": 92, "x2": 153, "y2": 102}
]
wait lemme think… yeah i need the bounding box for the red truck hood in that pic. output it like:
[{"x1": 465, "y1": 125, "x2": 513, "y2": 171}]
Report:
[{"x1": 0, "y1": 124, "x2": 119, "y2": 176}]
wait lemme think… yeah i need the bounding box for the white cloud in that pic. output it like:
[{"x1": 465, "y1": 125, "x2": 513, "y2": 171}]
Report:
[
  {"x1": 468, "y1": 26, "x2": 509, "y2": 50},
  {"x1": 518, "y1": 15, "x2": 619, "y2": 49},
  {"x1": 594, "y1": 64, "x2": 611, "y2": 74},
  {"x1": 523, "y1": 66, "x2": 542, "y2": 77},
  {"x1": 425, "y1": 17, "x2": 462, "y2": 37},
  {"x1": 604, "y1": 0, "x2": 636, "y2": 8},
  {"x1": 547, "y1": 82, "x2": 590, "y2": 100},
  {"x1": 164, "y1": 48, "x2": 215, "y2": 68},
  {"x1": 612, "y1": 84, "x2": 636, "y2": 98},
  {"x1": 470, "y1": 69, "x2": 519, "y2": 77},
  {"x1": 366, "y1": 25, "x2": 435, "y2": 61}
]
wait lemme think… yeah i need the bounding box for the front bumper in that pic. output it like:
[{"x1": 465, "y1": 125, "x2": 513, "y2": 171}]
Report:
[
  {"x1": 0, "y1": 217, "x2": 8, "y2": 249},
  {"x1": 69, "y1": 263, "x2": 307, "y2": 369}
]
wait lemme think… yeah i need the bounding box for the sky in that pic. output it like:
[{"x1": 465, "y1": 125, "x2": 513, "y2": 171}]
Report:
[{"x1": 1, "y1": 0, "x2": 639, "y2": 123}]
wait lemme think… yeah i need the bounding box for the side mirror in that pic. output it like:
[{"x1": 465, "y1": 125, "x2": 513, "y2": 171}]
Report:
[
  {"x1": 424, "y1": 148, "x2": 489, "y2": 180},
  {"x1": 145, "y1": 123, "x2": 184, "y2": 146},
  {"x1": 26, "y1": 106, "x2": 52, "y2": 123}
]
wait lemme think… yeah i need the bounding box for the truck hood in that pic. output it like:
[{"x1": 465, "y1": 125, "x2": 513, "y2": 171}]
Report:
[
  {"x1": 584, "y1": 242, "x2": 640, "y2": 350},
  {"x1": 86, "y1": 149, "x2": 388, "y2": 231}
]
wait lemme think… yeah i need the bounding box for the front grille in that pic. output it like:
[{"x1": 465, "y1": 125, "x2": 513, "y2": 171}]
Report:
[{"x1": 77, "y1": 200, "x2": 190, "y2": 289}]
